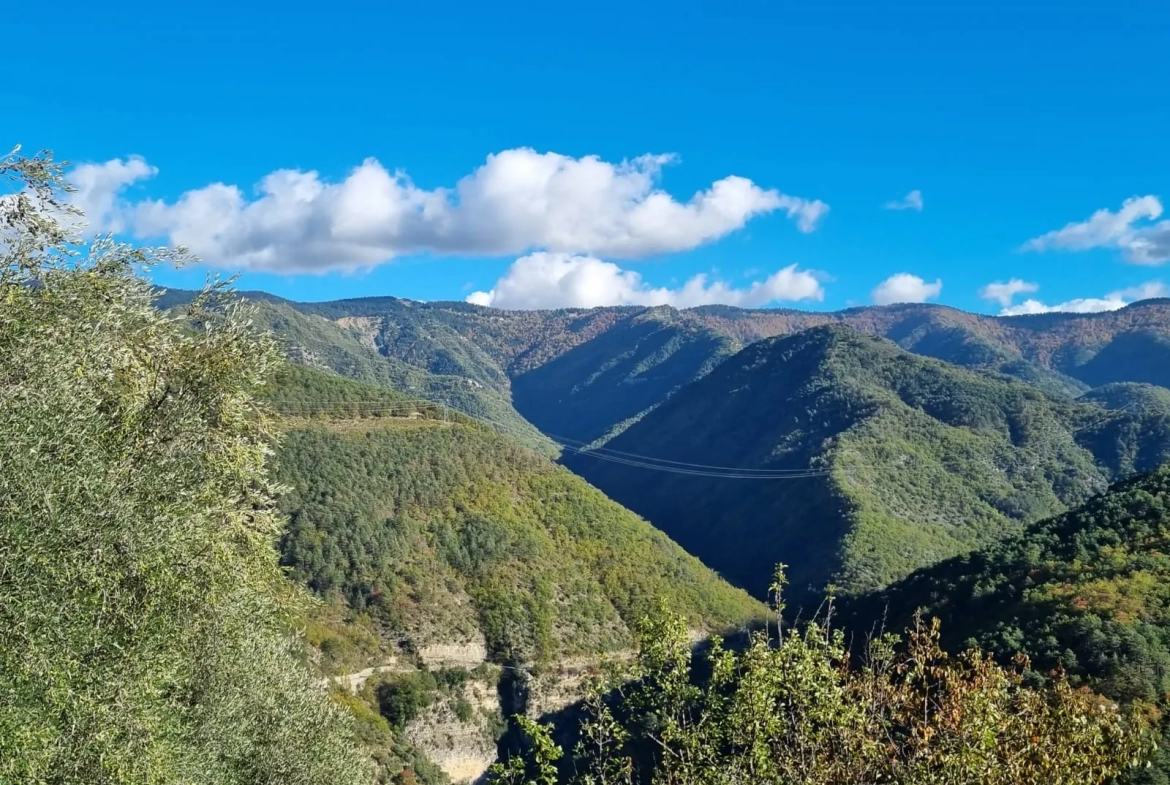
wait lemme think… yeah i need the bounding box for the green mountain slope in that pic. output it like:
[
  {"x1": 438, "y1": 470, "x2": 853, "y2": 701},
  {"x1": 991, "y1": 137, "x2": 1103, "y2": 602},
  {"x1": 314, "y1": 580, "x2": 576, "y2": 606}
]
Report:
[
  {"x1": 564, "y1": 325, "x2": 1170, "y2": 603},
  {"x1": 266, "y1": 367, "x2": 765, "y2": 666},
  {"x1": 274, "y1": 298, "x2": 737, "y2": 445},
  {"x1": 841, "y1": 466, "x2": 1170, "y2": 783},
  {"x1": 688, "y1": 303, "x2": 1092, "y2": 397},
  {"x1": 163, "y1": 289, "x2": 557, "y2": 453},
  {"x1": 687, "y1": 299, "x2": 1170, "y2": 393},
  {"x1": 1080, "y1": 382, "x2": 1170, "y2": 416}
]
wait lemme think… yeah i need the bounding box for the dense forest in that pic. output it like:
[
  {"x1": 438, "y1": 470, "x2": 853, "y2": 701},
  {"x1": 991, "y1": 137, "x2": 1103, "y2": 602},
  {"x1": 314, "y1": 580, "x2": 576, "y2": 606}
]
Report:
[{"x1": 269, "y1": 367, "x2": 765, "y2": 666}]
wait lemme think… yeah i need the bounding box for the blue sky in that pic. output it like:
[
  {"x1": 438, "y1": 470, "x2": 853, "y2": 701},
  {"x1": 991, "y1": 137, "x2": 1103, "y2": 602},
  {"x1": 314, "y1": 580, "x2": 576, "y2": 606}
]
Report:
[{"x1": 6, "y1": 0, "x2": 1169, "y2": 313}]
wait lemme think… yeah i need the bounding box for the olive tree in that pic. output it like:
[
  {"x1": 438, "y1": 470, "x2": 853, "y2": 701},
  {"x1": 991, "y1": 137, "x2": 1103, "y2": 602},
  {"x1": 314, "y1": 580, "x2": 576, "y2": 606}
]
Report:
[{"x1": 0, "y1": 147, "x2": 374, "y2": 784}]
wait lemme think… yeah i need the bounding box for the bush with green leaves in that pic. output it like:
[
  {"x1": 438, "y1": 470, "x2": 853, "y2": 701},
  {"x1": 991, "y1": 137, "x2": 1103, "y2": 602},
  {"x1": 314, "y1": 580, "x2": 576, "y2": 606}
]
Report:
[
  {"x1": 375, "y1": 673, "x2": 440, "y2": 730},
  {"x1": 0, "y1": 148, "x2": 373, "y2": 783}
]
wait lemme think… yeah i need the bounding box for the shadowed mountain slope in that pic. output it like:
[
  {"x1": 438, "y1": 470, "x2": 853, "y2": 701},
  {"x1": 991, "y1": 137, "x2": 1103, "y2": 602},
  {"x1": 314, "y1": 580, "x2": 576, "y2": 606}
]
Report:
[{"x1": 562, "y1": 325, "x2": 1170, "y2": 603}]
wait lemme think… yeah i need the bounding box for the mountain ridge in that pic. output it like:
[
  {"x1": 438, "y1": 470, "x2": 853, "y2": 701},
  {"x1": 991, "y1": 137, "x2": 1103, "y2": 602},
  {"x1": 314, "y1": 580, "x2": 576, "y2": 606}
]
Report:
[
  {"x1": 564, "y1": 324, "x2": 1170, "y2": 601},
  {"x1": 160, "y1": 287, "x2": 1170, "y2": 449}
]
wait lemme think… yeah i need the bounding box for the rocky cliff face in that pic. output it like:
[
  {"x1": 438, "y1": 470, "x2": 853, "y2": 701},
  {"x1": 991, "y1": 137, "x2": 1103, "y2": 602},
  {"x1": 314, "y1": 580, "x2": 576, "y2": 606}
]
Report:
[
  {"x1": 328, "y1": 644, "x2": 622, "y2": 784},
  {"x1": 404, "y1": 679, "x2": 502, "y2": 784}
]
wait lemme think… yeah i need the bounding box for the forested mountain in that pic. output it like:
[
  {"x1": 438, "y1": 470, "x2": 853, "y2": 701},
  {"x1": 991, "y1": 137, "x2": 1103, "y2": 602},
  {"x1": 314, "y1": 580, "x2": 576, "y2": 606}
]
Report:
[
  {"x1": 266, "y1": 366, "x2": 765, "y2": 668},
  {"x1": 509, "y1": 309, "x2": 736, "y2": 443},
  {"x1": 564, "y1": 325, "x2": 1170, "y2": 602},
  {"x1": 161, "y1": 289, "x2": 1170, "y2": 451},
  {"x1": 160, "y1": 289, "x2": 558, "y2": 452},
  {"x1": 1080, "y1": 382, "x2": 1170, "y2": 417},
  {"x1": 262, "y1": 367, "x2": 766, "y2": 782},
  {"x1": 685, "y1": 298, "x2": 1170, "y2": 392},
  {"x1": 159, "y1": 287, "x2": 1170, "y2": 607},
  {"x1": 842, "y1": 466, "x2": 1170, "y2": 783}
]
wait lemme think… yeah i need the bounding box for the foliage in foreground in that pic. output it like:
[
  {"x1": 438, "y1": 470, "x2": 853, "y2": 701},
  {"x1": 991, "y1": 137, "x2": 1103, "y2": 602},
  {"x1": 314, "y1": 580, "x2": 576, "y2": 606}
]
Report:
[
  {"x1": 491, "y1": 596, "x2": 1154, "y2": 785},
  {"x1": 844, "y1": 464, "x2": 1170, "y2": 782},
  {"x1": 0, "y1": 149, "x2": 372, "y2": 783}
]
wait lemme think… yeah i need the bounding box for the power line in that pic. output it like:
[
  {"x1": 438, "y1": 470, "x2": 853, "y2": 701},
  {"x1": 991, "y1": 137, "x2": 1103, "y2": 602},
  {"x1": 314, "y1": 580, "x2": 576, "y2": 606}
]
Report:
[
  {"x1": 270, "y1": 411, "x2": 432, "y2": 415},
  {"x1": 267, "y1": 399, "x2": 438, "y2": 405},
  {"x1": 555, "y1": 441, "x2": 827, "y2": 480},
  {"x1": 267, "y1": 399, "x2": 454, "y2": 423},
  {"x1": 269, "y1": 407, "x2": 442, "y2": 415},
  {"x1": 267, "y1": 401, "x2": 823, "y2": 478},
  {"x1": 265, "y1": 400, "x2": 826, "y2": 477},
  {"x1": 546, "y1": 432, "x2": 822, "y2": 474}
]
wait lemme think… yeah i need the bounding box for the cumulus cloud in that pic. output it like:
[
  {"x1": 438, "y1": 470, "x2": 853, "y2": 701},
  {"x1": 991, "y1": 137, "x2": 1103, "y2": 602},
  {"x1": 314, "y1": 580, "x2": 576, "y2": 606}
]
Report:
[
  {"x1": 883, "y1": 190, "x2": 923, "y2": 211},
  {"x1": 978, "y1": 278, "x2": 1039, "y2": 307},
  {"x1": 465, "y1": 253, "x2": 824, "y2": 310},
  {"x1": 1022, "y1": 196, "x2": 1170, "y2": 265},
  {"x1": 66, "y1": 156, "x2": 158, "y2": 235},
  {"x1": 1000, "y1": 281, "x2": 1169, "y2": 315},
  {"x1": 871, "y1": 273, "x2": 942, "y2": 305},
  {"x1": 69, "y1": 149, "x2": 828, "y2": 272}
]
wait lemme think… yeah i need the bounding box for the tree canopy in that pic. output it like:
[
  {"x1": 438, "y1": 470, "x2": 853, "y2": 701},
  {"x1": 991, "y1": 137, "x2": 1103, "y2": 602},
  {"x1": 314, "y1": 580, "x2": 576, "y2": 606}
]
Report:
[
  {"x1": 491, "y1": 597, "x2": 1155, "y2": 785},
  {"x1": 0, "y1": 148, "x2": 373, "y2": 783}
]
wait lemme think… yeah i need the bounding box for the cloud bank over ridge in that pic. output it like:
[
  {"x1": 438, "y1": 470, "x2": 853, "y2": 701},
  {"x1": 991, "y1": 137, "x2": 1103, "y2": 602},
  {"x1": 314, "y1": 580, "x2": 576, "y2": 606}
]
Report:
[{"x1": 466, "y1": 253, "x2": 825, "y2": 310}]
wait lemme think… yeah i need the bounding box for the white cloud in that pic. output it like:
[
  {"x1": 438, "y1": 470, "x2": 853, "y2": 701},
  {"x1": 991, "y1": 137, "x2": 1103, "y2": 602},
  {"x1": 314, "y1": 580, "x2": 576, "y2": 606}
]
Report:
[
  {"x1": 1022, "y1": 196, "x2": 1170, "y2": 265},
  {"x1": 871, "y1": 273, "x2": 942, "y2": 305},
  {"x1": 883, "y1": 189, "x2": 923, "y2": 211},
  {"x1": 1117, "y1": 281, "x2": 1169, "y2": 301},
  {"x1": 66, "y1": 156, "x2": 158, "y2": 235},
  {"x1": 466, "y1": 253, "x2": 825, "y2": 310},
  {"x1": 71, "y1": 149, "x2": 828, "y2": 272},
  {"x1": 978, "y1": 278, "x2": 1039, "y2": 307},
  {"x1": 1000, "y1": 281, "x2": 1168, "y2": 315}
]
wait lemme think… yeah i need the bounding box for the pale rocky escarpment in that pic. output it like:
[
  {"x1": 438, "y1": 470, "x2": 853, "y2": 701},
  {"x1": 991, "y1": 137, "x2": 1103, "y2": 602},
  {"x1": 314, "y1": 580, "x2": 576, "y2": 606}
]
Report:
[
  {"x1": 525, "y1": 655, "x2": 620, "y2": 720},
  {"x1": 418, "y1": 640, "x2": 489, "y2": 671},
  {"x1": 333, "y1": 316, "x2": 381, "y2": 352},
  {"x1": 330, "y1": 637, "x2": 501, "y2": 784},
  {"x1": 404, "y1": 679, "x2": 502, "y2": 785},
  {"x1": 330, "y1": 638, "x2": 665, "y2": 784}
]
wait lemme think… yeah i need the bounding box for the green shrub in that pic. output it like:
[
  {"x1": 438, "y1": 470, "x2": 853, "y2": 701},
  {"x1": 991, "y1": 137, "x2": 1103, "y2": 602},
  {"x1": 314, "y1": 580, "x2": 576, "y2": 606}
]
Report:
[
  {"x1": 376, "y1": 673, "x2": 439, "y2": 729},
  {"x1": 452, "y1": 698, "x2": 474, "y2": 723},
  {"x1": 492, "y1": 591, "x2": 1155, "y2": 785}
]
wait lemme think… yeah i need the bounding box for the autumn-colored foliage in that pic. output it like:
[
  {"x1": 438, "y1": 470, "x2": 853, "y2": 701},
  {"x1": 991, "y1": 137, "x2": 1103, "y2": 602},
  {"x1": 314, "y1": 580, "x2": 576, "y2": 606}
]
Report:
[{"x1": 491, "y1": 585, "x2": 1155, "y2": 785}]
